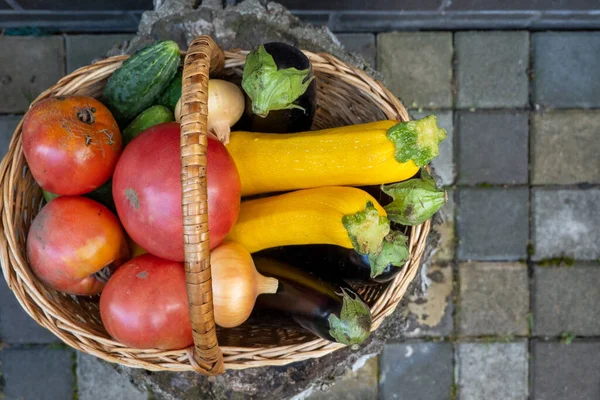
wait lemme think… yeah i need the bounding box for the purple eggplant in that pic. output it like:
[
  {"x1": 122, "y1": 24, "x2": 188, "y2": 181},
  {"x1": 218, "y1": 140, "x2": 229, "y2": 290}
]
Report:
[
  {"x1": 240, "y1": 42, "x2": 316, "y2": 133},
  {"x1": 254, "y1": 256, "x2": 372, "y2": 347}
]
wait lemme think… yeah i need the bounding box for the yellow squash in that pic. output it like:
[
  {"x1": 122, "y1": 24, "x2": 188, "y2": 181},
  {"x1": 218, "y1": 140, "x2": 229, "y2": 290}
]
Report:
[
  {"x1": 226, "y1": 116, "x2": 446, "y2": 196},
  {"x1": 227, "y1": 186, "x2": 389, "y2": 255}
]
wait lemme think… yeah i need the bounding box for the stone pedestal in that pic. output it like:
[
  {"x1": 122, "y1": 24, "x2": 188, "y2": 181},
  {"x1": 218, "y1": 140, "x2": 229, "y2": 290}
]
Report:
[
  {"x1": 107, "y1": 1, "x2": 439, "y2": 398},
  {"x1": 107, "y1": 0, "x2": 379, "y2": 80}
]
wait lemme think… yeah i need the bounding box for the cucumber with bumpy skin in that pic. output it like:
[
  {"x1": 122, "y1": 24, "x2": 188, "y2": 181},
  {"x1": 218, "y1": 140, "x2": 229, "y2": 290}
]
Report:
[
  {"x1": 156, "y1": 71, "x2": 182, "y2": 111},
  {"x1": 103, "y1": 41, "x2": 180, "y2": 125}
]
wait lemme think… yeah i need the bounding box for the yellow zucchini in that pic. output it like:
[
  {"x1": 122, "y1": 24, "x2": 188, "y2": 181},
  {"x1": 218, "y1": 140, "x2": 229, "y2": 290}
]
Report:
[
  {"x1": 226, "y1": 116, "x2": 446, "y2": 196},
  {"x1": 227, "y1": 186, "x2": 390, "y2": 257}
]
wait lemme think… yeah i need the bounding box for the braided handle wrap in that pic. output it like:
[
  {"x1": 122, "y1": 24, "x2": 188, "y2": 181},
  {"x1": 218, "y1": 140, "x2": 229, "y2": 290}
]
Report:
[{"x1": 180, "y1": 36, "x2": 225, "y2": 375}]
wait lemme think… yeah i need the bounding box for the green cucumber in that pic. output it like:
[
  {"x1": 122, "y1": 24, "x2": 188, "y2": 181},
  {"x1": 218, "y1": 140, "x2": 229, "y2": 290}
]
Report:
[
  {"x1": 42, "y1": 180, "x2": 115, "y2": 212},
  {"x1": 85, "y1": 180, "x2": 115, "y2": 212},
  {"x1": 42, "y1": 190, "x2": 60, "y2": 203},
  {"x1": 102, "y1": 40, "x2": 180, "y2": 125},
  {"x1": 122, "y1": 105, "x2": 174, "y2": 145},
  {"x1": 156, "y1": 71, "x2": 182, "y2": 111}
]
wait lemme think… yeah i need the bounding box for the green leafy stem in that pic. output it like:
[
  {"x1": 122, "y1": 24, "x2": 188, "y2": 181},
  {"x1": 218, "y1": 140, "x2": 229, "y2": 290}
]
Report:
[{"x1": 386, "y1": 115, "x2": 447, "y2": 167}]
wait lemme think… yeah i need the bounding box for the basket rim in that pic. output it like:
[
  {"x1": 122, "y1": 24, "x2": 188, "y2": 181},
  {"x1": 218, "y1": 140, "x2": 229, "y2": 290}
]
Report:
[{"x1": 0, "y1": 44, "x2": 431, "y2": 372}]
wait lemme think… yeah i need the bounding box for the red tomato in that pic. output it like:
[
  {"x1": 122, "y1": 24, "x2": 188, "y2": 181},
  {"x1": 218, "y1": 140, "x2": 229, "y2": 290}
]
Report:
[
  {"x1": 26, "y1": 196, "x2": 129, "y2": 296},
  {"x1": 112, "y1": 122, "x2": 241, "y2": 262},
  {"x1": 22, "y1": 96, "x2": 122, "y2": 195},
  {"x1": 99, "y1": 254, "x2": 193, "y2": 350}
]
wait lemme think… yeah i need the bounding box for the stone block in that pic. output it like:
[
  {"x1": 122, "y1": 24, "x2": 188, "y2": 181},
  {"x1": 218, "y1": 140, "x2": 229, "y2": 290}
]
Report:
[
  {"x1": 380, "y1": 342, "x2": 454, "y2": 400},
  {"x1": 456, "y1": 342, "x2": 528, "y2": 400},
  {"x1": 377, "y1": 32, "x2": 453, "y2": 108},
  {"x1": 457, "y1": 111, "x2": 528, "y2": 185},
  {"x1": 532, "y1": 341, "x2": 600, "y2": 400},
  {"x1": 66, "y1": 34, "x2": 134, "y2": 73},
  {"x1": 336, "y1": 33, "x2": 376, "y2": 67},
  {"x1": 457, "y1": 188, "x2": 529, "y2": 261},
  {"x1": 306, "y1": 354, "x2": 378, "y2": 400},
  {"x1": 459, "y1": 262, "x2": 530, "y2": 336},
  {"x1": 531, "y1": 111, "x2": 600, "y2": 184},
  {"x1": 76, "y1": 352, "x2": 147, "y2": 400},
  {"x1": 532, "y1": 189, "x2": 600, "y2": 261},
  {"x1": 534, "y1": 265, "x2": 600, "y2": 336},
  {"x1": 456, "y1": 31, "x2": 529, "y2": 108},
  {"x1": 0, "y1": 115, "x2": 22, "y2": 160},
  {"x1": 404, "y1": 264, "x2": 454, "y2": 337},
  {"x1": 532, "y1": 32, "x2": 600, "y2": 108},
  {"x1": 0, "y1": 36, "x2": 65, "y2": 113},
  {"x1": 0, "y1": 279, "x2": 59, "y2": 344},
  {"x1": 0, "y1": 346, "x2": 74, "y2": 400},
  {"x1": 432, "y1": 189, "x2": 455, "y2": 263}
]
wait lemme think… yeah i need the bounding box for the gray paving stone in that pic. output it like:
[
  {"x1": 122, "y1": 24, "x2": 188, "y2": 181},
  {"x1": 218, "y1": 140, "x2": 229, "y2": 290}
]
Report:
[
  {"x1": 0, "y1": 279, "x2": 59, "y2": 344},
  {"x1": 77, "y1": 352, "x2": 147, "y2": 400},
  {"x1": 532, "y1": 189, "x2": 600, "y2": 261},
  {"x1": 531, "y1": 111, "x2": 600, "y2": 185},
  {"x1": 459, "y1": 262, "x2": 529, "y2": 336},
  {"x1": 336, "y1": 33, "x2": 376, "y2": 68},
  {"x1": 66, "y1": 34, "x2": 134, "y2": 73},
  {"x1": 0, "y1": 36, "x2": 65, "y2": 113},
  {"x1": 404, "y1": 264, "x2": 454, "y2": 337},
  {"x1": 534, "y1": 265, "x2": 600, "y2": 336},
  {"x1": 457, "y1": 188, "x2": 529, "y2": 261},
  {"x1": 377, "y1": 32, "x2": 453, "y2": 108},
  {"x1": 532, "y1": 341, "x2": 600, "y2": 400},
  {"x1": 411, "y1": 110, "x2": 454, "y2": 186},
  {"x1": 306, "y1": 354, "x2": 378, "y2": 400},
  {"x1": 457, "y1": 111, "x2": 529, "y2": 185},
  {"x1": 456, "y1": 342, "x2": 528, "y2": 400},
  {"x1": 0, "y1": 346, "x2": 75, "y2": 400},
  {"x1": 456, "y1": 31, "x2": 529, "y2": 108},
  {"x1": 380, "y1": 342, "x2": 453, "y2": 400},
  {"x1": 533, "y1": 32, "x2": 600, "y2": 108},
  {"x1": 0, "y1": 116, "x2": 21, "y2": 161},
  {"x1": 432, "y1": 190, "x2": 455, "y2": 263}
]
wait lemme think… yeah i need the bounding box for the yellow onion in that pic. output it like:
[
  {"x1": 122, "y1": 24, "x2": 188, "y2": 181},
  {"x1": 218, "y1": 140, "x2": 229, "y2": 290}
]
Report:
[
  {"x1": 211, "y1": 241, "x2": 278, "y2": 328},
  {"x1": 174, "y1": 79, "x2": 245, "y2": 144}
]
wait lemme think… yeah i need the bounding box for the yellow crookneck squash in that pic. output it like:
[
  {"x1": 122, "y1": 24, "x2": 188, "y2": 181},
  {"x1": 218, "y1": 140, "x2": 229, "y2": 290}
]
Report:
[
  {"x1": 227, "y1": 186, "x2": 410, "y2": 276},
  {"x1": 226, "y1": 115, "x2": 447, "y2": 196}
]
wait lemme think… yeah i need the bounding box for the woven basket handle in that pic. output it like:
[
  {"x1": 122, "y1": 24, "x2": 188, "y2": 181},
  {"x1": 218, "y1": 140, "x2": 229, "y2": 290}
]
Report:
[{"x1": 180, "y1": 36, "x2": 225, "y2": 375}]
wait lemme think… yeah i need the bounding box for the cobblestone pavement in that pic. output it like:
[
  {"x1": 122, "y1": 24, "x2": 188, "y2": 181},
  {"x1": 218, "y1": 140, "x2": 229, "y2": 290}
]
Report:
[{"x1": 1, "y1": 28, "x2": 599, "y2": 400}]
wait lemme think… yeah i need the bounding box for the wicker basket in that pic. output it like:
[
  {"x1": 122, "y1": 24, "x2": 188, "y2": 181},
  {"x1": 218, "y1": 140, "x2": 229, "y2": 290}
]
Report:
[{"x1": 0, "y1": 36, "x2": 431, "y2": 375}]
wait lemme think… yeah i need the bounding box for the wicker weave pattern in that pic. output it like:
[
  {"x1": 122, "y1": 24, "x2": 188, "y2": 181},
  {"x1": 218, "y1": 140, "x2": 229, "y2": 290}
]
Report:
[
  {"x1": 179, "y1": 37, "x2": 225, "y2": 375},
  {"x1": 0, "y1": 37, "x2": 430, "y2": 373}
]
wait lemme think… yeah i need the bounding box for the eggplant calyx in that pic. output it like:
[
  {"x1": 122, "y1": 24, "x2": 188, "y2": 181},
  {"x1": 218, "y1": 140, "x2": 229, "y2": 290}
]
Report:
[
  {"x1": 382, "y1": 169, "x2": 447, "y2": 226},
  {"x1": 367, "y1": 231, "x2": 410, "y2": 278},
  {"x1": 342, "y1": 201, "x2": 390, "y2": 257},
  {"x1": 328, "y1": 288, "x2": 372, "y2": 346},
  {"x1": 242, "y1": 45, "x2": 315, "y2": 117},
  {"x1": 386, "y1": 115, "x2": 447, "y2": 167}
]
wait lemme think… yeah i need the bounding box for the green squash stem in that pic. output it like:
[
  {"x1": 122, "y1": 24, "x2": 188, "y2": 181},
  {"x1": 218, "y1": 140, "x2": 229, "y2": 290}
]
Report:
[
  {"x1": 367, "y1": 231, "x2": 410, "y2": 278},
  {"x1": 342, "y1": 201, "x2": 390, "y2": 257},
  {"x1": 386, "y1": 115, "x2": 447, "y2": 167}
]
